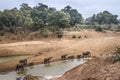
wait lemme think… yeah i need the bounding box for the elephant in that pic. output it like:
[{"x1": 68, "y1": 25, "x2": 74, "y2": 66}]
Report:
[
  {"x1": 19, "y1": 59, "x2": 27, "y2": 66},
  {"x1": 61, "y1": 54, "x2": 68, "y2": 60},
  {"x1": 44, "y1": 57, "x2": 53, "y2": 64},
  {"x1": 82, "y1": 51, "x2": 91, "y2": 58},
  {"x1": 16, "y1": 63, "x2": 24, "y2": 72},
  {"x1": 77, "y1": 54, "x2": 82, "y2": 59},
  {"x1": 68, "y1": 55, "x2": 75, "y2": 59}
]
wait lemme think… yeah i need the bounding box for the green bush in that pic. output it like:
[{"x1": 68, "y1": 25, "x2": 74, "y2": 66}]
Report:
[
  {"x1": 0, "y1": 31, "x2": 4, "y2": 36},
  {"x1": 41, "y1": 30, "x2": 49, "y2": 38},
  {"x1": 57, "y1": 31, "x2": 63, "y2": 39},
  {"x1": 113, "y1": 48, "x2": 120, "y2": 62},
  {"x1": 95, "y1": 26, "x2": 103, "y2": 32}
]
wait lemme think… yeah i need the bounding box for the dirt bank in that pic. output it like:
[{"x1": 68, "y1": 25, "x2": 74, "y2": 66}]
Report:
[
  {"x1": 23, "y1": 75, "x2": 47, "y2": 80},
  {"x1": 52, "y1": 56, "x2": 120, "y2": 80}
]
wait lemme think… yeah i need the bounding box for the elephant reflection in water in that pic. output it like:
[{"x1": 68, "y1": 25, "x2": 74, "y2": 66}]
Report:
[{"x1": 44, "y1": 57, "x2": 53, "y2": 64}]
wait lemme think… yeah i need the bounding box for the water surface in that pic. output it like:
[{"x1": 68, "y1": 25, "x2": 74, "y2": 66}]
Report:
[{"x1": 0, "y1": 59, "x2": 87, "y2": 80}]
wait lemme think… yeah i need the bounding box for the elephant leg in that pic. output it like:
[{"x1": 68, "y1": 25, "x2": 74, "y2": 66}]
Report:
[
  {"x1": 18, "y1": 67, "x2": 20, "y2": 72},
  {"x1": 22, "y1": 66, "x2": 24, "y2": 71},
  {"x1": 16, "y1": 66, "x2": 18, "y2": 71},
  {"x1": 44, "y1": 59, "x2": 46, "y2": 64}
]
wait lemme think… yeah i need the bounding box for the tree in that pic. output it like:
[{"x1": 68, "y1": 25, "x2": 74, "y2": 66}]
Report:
[
  {"x1": 86, "y1": 11, "x2": 119, "y2": 27},
  {"x1": 20, "y1": 3, "x2": 31, "y2": 10},
  {"x1": 32, "y1": 17, "x2": 44, "y2": 30},
  {"x1": 19, "y1": 3, "x2": 33, "y2": 27},
  {"x1": 47, "y1": 11, "x2": 70, "y2": 29},
  {"x1": 62, "y1": 5, "x2": 83, "y2": 26},
  {"x1": 31, "y1": 3, "x2": 49, "y2": 30}
]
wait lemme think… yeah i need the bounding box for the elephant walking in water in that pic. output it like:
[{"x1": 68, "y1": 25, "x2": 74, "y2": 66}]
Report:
[
  {"x1": 77, "y1": 55, "x2": 82, "y2": 59},
  {"x1": 16, "y1": 63, "x2": 24, "y2": 72},
  {"x1": 16, "y1": 59, "x2": 27, "y2": 72},
  {"x1": 44, "y1": 57, "x2": 53, "y2": 64},
  {"x1": 61, "y1": 54, "x2": 68, "y2": 60},
  {"x1": 82, "y1": 51, "x2": 91, "y2": 58},
  {"x1": 68, "y1": 55, "x2": 75, "y2": 59}
]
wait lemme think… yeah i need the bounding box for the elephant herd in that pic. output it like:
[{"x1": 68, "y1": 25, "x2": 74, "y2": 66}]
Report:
[
  {"x1": 61, "y1": 51, "x2": 91, "y2": 60},
  {"x1": 16, "y1": 51, "x2": 91, "y2": 72}
]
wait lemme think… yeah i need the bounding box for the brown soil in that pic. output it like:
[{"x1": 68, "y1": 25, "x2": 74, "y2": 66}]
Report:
[
  {"x1": 0, "y1": 29, "x2": 120, "y2": 72},
  {"x1": 52, "y1": 56, "x2": 120, "y2": 80},
  {"x1": 23, "y1": 75, "x2": 47, "y2": 80}
]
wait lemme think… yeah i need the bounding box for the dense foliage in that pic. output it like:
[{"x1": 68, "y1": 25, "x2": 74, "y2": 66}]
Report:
[
  {"x1": 0, "y1": 3, "x2": 83, "y2": 33},
  {"x1": 86, "y1": 11, "x2": 119, "y2": 28},
  {"x1": 0, "y1": 3, "x2": 119, "y2": 33}
]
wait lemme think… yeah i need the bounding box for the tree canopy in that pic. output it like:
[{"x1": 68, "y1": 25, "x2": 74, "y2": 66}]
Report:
[
  {"x1": 0, "y1": 3, "x2": 119, "y2": 33},
  {"x1": 86, "y1": 11, "x2": 119, "y2": 26},
  {"x1": 62, "y1": 5, "x2": 83, "y2": 26}
]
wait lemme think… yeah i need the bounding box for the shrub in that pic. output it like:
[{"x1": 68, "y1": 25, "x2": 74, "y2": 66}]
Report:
[
  {"x1": 92, "y1": 56, "x2": 96, "y2": 58},
  {"x1": 41, "y1": 30, "x2": 49, "y2": 38},
  {"x1": 72, "y1": 35, "x2": 76, "y2": 38},
  {"x1": 43, "y1": 31, "x2": 49, "y2": 38},
  {"x1": 113, "y1": 48, "x2": 120, "y2": 62},
  {"x1": 57, "y1": 31, "x2": 63, "y2": 39},
  {"x1": 95, "y1": 26, "x2": 103, "y2": 32},
  {"x1": 0, "y1": 31, "x2": 5, "y2": 36}
]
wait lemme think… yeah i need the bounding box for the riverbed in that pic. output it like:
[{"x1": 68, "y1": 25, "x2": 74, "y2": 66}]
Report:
[{"x1": 0, "y1": 58, "x2": 87, "y2": 80}]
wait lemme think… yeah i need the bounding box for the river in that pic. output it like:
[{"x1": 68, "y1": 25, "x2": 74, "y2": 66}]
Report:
[{"x1": 0, "y1": 58, "x2": 87, "y2": 80}]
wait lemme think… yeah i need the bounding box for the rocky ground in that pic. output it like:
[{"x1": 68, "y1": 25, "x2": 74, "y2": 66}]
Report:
[{"x1": 23, "y1": 75, "x2": 47, "y2": 80}]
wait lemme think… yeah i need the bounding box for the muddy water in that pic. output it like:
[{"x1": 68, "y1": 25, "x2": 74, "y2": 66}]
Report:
[{"x1": 0, "y1": 59, "x2": 87, "y2": 80}]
